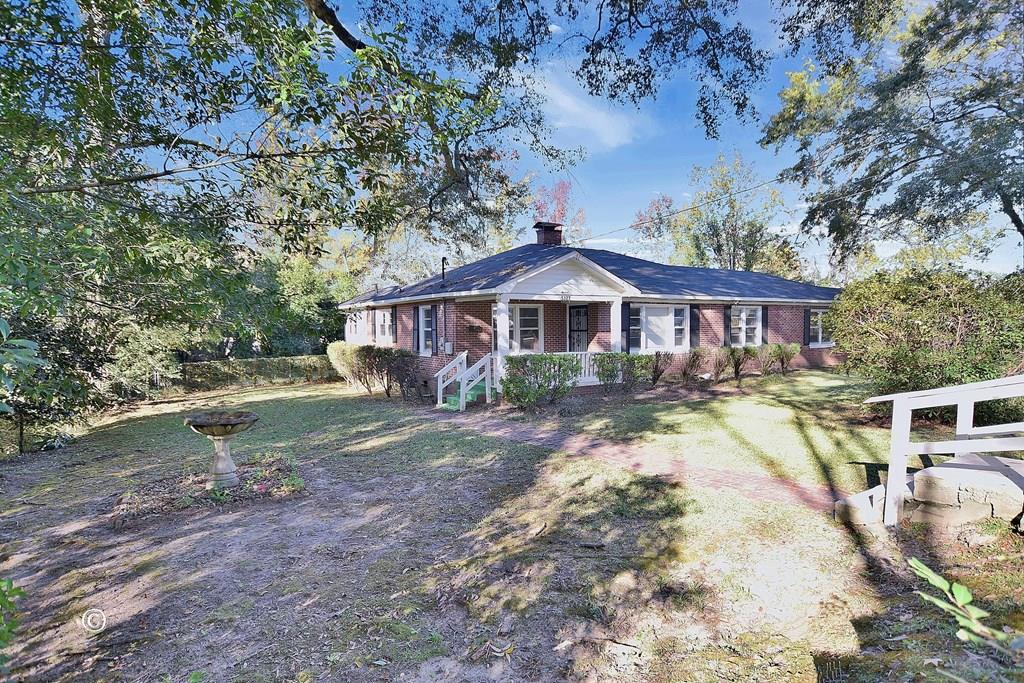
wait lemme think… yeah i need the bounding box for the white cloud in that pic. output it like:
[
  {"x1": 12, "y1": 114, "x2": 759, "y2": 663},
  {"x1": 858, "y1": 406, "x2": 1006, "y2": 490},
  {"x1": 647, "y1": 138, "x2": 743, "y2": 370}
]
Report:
[
  {"x1": 547, "y1": 23, "x2": 563, "y2": 34},
  {"x1": 538, "y1": 72, "x2": 649, "y2": 151}
]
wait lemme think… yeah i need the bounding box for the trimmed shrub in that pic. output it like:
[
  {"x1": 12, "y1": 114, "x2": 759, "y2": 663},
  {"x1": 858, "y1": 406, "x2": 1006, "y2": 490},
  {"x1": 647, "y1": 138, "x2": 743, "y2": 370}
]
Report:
[
  {"x1": 726, "y1": 346, "x2": 757, "y2": 383},
  {"x1": 773, "y1": 343, "x2": 800, "y2": 374},
  {"x1": 179, "y1": 354, "x2": 338, "y2": 391},
  {"x1": 677, "y1": 347, "x2": 708, "y2": 383},
  {"x1": 594, "y1": 352, "x2": 626, "y2": 394},
  {"x1": 622, "y1": 354, "x2": 654, "y2": 392},
  {"x1": 503, "y1": 354, "x2": 582, "y2": 410},
  {"x1": 710, "y1": 348, "x2": 729, "y2": 383},
  {"x1": 651, "y1": 352, "x2": 675, "y2": 386},
  {"x1": 326, "y1": 343, "x2": 416, "y2": 397},
  {"x1": 756, "y1": 344, "x2": 777, "y2": 376}
]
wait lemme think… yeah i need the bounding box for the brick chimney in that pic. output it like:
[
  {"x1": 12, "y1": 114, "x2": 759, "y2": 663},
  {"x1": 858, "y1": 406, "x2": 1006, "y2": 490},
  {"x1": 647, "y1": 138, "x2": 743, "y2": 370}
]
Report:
[{"x1": 534, "y1": 221, "x2": 563, "y2": 245}]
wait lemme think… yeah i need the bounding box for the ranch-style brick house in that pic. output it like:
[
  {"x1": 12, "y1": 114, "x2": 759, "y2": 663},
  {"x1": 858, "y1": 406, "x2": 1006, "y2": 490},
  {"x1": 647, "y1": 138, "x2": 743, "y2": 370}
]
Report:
[{"x1": 341, "y1": 222, "x2": 841, "y2": 405}]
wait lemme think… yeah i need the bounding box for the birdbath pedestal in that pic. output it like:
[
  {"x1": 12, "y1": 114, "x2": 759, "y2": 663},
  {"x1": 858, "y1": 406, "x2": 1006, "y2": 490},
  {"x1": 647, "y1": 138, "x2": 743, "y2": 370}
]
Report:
[{"x1": 184, "y1": 411, "x2": 259, "y2": 489}]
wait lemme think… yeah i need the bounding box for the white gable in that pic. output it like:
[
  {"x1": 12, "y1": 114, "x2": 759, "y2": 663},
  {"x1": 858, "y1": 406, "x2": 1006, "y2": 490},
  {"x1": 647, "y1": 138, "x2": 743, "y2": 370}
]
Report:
[{"x1": 507, "y1": 257, "x2": 630, "y2": 297}]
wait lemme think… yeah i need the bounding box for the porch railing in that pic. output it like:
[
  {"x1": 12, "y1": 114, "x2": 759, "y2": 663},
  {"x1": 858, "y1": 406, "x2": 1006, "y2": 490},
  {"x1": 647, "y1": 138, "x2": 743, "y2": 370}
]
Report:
[
  {"x1": 458, "y1": 353, "x2": 493, "y2": 411},
  {"x1": 865, "y1": 374, "x2": 1024, "y2": 525},
  {"x1": 553, "y1": 351, "x2": 599, "y2": 383},
  {"x1": 433, "y1": 351, "x2": 468, "y2": 407}
]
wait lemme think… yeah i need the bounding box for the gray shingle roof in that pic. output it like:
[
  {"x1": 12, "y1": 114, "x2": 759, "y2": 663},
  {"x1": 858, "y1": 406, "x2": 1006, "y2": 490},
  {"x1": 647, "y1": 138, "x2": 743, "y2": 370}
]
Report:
[{"x1": 343, "y1": 244, "x2": 840, "y2": 306}]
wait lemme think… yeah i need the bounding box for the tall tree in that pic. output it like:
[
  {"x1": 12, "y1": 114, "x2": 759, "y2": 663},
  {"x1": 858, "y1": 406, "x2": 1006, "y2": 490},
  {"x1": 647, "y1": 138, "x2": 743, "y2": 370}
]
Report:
[
  {"x1": 762, "y1": 0, "x2": 1024, "y2": 266},
  {"x1": 633, "y1": 154, "x2": 804, "y2": 277}
]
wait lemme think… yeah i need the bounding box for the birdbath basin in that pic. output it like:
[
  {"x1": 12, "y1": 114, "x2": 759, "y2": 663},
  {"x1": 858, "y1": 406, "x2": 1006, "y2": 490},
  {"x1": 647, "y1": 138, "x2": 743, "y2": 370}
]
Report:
[{"x1": 184, "y1": 411, "x2": 259, "y2": 489}]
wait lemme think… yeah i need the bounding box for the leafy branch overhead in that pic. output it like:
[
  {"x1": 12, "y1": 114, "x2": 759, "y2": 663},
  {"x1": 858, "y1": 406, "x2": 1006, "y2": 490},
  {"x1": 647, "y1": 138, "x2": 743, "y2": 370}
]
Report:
[{"x1": 762, "y1": 0, "x2": 1024, "y2": 266}]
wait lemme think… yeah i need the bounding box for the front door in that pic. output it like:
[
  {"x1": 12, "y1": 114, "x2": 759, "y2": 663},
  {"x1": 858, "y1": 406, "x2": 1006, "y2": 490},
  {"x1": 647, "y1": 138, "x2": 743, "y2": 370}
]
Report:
[{"x1": 568, "y1": 305, "x2": 589, "y2": 352}]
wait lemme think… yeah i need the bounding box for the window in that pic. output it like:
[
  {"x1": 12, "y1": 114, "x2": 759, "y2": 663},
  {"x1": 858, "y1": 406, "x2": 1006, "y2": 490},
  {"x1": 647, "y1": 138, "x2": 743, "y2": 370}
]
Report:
[
  {"x1": 810, "y1": 309, "x2": 833, "y2": 347},
  {"x1": 673, "y1": 307, "x2": 687, "y2": 347},
  {"x1": 419, "y1": 306, "x2": 434, "y2": 355},
  {"x1": 730, "y1": 306, "x2": 760, "y2": 346},
  {"x1": 491, "y1": 304, "x2": 544, "y2": 353},
  {"x1": 627, "y1": 304, "x2": 688, "y2": 352}
]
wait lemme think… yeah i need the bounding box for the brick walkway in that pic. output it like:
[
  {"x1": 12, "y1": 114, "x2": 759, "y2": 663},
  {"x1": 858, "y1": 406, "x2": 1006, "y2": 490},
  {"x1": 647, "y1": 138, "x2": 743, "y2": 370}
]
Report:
[{"x1": 431, "y1": 409, "x2": 843, "y2": 513}]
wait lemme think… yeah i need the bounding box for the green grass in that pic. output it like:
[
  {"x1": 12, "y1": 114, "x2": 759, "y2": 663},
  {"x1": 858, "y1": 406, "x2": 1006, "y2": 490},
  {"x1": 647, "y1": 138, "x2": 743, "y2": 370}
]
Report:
[{"x1": 544, "y1": 370, "x2": 951, "y2": 493}]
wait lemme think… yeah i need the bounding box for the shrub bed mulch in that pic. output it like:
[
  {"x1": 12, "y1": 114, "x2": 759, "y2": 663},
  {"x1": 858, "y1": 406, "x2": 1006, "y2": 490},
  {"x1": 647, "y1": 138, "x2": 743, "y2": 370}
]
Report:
[{"x1": 110, "y1": 456, "x2": 305, "y2": 528}]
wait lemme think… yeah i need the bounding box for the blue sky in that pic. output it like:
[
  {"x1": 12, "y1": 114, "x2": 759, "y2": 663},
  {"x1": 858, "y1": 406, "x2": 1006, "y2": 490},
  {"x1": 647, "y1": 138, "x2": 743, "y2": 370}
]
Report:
[{"x1": 505, "y1": 33, "x2": 1021, "y2": 275}]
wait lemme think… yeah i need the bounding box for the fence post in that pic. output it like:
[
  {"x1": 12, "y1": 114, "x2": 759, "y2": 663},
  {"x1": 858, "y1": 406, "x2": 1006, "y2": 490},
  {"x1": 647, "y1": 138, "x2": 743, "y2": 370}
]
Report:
[{"x1": 883, "y1": 397, "x2": 912, "y2": 526}]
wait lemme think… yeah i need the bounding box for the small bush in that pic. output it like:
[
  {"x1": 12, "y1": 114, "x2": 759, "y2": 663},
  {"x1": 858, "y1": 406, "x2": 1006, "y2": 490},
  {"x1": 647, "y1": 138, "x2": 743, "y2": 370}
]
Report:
[
  {"x1": 327, "y1": 343, "x2": 417, "y2": 397},
  {"x1": 726, "y1": 346, "x2": 757, "y2": 383},
  {"x1": 503, "y1": 354, "x2": 582, "y2": 410},
  {"x1": 756, "y1": 345, "x2": 777, "y2": 376},
  {"x1": 710, "y1": 349, "x2": 730, "y2": 383},
  {"x1": 622, "y1": 355, "x2": 654, "y2": 392},
  {"x1": 651, "y1": 352, "x2": 675, "y2": 386},
  {"x1": 774, "y1": 343, "x2": 800, "y2": 374},
  {"x1": 678, "y1": 347, "x2": 707, "y2": 383},
  {"x1": 594, "y1": 352, "x2": 626, "y2": 394}
]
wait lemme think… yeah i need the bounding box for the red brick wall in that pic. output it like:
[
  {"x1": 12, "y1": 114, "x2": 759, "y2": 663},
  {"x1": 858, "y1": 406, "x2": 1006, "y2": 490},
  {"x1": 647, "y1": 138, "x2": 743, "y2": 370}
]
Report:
[
  {"x1": 698, "y1": 305, "x2": 726, "y2": 347},
  {"x1": 454, "y1": 300, "x2": 493, "y2": 362},
  {"x1": 589, "y1": 302, "x2": 612, "y2": 351}
]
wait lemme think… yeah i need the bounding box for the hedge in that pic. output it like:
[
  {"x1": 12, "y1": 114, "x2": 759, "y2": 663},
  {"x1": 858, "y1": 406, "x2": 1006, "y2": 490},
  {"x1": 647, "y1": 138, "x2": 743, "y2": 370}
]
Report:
[{"x1": 174, "y1": 355, "x2": 338, "y2": 391}]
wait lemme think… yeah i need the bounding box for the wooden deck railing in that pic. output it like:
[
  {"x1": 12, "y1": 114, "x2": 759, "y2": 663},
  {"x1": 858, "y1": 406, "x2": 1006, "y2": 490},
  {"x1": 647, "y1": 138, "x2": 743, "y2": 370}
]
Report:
[{"x1": 865, "y1": 374, "x2": 1024, "y2": 525}]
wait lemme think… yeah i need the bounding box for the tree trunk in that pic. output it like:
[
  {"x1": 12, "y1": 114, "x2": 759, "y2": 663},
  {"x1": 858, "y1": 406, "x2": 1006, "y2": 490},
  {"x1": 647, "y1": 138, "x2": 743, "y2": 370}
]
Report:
[
  {"x1": 17, "y1": 415, "x2": 25, "y2": 455},
  {"x1": 997, "y1": 191, "x2": 1024, "y2": 268}
]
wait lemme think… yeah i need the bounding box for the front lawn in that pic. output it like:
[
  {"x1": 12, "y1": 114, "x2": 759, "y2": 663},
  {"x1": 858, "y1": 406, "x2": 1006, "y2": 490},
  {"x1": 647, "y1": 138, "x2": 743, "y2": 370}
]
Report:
[
  {"x1": 0, "y1": 380, "x2": 1018, "y2": 682},
  {"x1": 533, "y1": 370, "x2": 950, "y2": 494}
]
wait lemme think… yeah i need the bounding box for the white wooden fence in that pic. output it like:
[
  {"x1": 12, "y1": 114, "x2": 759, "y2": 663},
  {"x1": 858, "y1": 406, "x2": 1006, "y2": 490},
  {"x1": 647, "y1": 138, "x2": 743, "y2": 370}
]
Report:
[{"x1": 865, "y1": 374, "x2": 1024, "y2": 525}]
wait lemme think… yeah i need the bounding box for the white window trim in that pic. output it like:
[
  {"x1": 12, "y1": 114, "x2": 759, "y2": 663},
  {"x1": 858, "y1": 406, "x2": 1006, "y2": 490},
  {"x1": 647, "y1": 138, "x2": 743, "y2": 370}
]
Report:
[
  {"x1": 809, "y1": 308, "x2": 835, "y2": 348},
  {"x1": 629, "y1": 303, "x2": 690, "y2": 354},
  {"x1": 418, "y1": 306, "x2": 434, "y2": 357},
  {"x1": 730, "y1": 306, "x2": 762, "y2": 347},
  {"x1": 492, "y1": 303, "x2": 545, "y2": 354}
]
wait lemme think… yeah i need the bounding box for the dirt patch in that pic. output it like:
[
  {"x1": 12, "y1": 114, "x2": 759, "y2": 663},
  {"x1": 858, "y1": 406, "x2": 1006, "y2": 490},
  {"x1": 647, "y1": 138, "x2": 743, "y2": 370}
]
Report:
[{"x1": 110, "y1": 455, "x2": 305, "y2": 527}]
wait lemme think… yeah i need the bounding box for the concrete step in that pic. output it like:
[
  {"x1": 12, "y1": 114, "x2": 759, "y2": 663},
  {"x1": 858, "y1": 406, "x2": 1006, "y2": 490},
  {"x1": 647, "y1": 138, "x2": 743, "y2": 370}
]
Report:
[{"x1": 441, "y1": 383, "x2": 494, "y2": 411}]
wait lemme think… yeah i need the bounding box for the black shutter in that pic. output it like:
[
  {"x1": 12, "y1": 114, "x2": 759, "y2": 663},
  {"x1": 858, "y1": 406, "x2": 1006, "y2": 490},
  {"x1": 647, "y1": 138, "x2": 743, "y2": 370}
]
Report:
[
  {"x1": 723, "y1": 305, "x2": 732, "y2": 347},
  {"x1": 761, "y1": 305, "x2": 768, "y2": 346},
  {"x1": 689, "y1": 305, "x2": 700, "y2": 348},
  {"x1": 412, "y1": 306, "x2": 420, "y2": 352},
  {"x1": 621, "y1": 302, "x2": 631, "y2": 352},
  {"x1": 803, "y1": 308, "x2": 812, "y2": 346},
  {"x1": 430, "y1": 304, "x2": 439, "y2": 355},
  {"x1": 391, "y1": 305, "x2": 397, "y2": 339}
]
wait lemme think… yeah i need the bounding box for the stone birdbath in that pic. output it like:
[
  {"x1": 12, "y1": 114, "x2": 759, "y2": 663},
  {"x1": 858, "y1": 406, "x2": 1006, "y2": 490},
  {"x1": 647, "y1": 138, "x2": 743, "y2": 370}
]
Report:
[{"x1": 183, "y1": 411, "x2": 259, "y2": 489}]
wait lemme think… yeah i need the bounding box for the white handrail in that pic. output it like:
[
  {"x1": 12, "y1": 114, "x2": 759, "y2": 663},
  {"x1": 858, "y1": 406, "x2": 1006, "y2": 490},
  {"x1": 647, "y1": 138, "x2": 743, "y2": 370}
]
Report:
[
  {"x1": 434, "y1": 351, "x2": 468, "y2": 407},
  {"x1": 458, "y1": 353, "x2": 493, "y2": 411},
  {"x1": 867, "y1": 375, "x2": 1024, "y2": 525}
]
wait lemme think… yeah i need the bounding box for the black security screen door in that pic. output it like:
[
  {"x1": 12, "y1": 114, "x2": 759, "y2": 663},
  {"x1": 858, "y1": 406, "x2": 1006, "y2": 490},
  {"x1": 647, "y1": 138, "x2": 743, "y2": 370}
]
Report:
[{"x1": 568, "y1": 305, "x2": 589, "y2": 352}]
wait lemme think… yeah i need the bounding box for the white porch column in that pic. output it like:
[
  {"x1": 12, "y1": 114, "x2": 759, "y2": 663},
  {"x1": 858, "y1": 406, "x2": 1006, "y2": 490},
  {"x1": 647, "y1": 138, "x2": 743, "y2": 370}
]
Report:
[
  {"x1": 495, "y1": 294, "x2": 511, "y2": 391},
  {"x1": 609, "y1": 298, "x2": 622, "y2": 352}
]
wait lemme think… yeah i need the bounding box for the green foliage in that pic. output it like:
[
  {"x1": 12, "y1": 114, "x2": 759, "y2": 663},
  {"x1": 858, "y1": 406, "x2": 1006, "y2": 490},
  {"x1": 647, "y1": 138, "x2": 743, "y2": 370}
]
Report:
[
  {"x1": 180, "y1": 355, "x2": 338, "y2": 392},
  {"x1": 622, "y1": 355, "x2": 655, "y2": 392},
  {"x1": 710, "y1": 349, "x2": 730, "y2": 383},
  {"x1": 633, "y1": 154, "x2": 803, "y2": 278},
  {"x1": 773, "y1": 343, "x2": 801, "y2": 374},
  {"x1": 502, "y1": 354, "x2": 581, "y2": 410},
  {"x1": 725, "y1": 345, "x2": 757, "y2": 383},
  {"x1": 594, "y1": 353, "x2": 626, "y2": 394},
  {"x1": 325, "y1": 342, "x2": 414, "y2": 397},
  {"x1": 763, "y1": 0, "x2": 1023, "y2": 264},
  {"x1": 0, "y1": 578, "x2": 24, "y2": 668},
  {"x1": 827, "y1": 269, "x2": 1024, "y2": 421},
  {"x1": 909, "y1": 558, "x2": 1024, "y2": 667},
  {"x1": 0, "y1": 319, "x2": 44, "y2": 414}
]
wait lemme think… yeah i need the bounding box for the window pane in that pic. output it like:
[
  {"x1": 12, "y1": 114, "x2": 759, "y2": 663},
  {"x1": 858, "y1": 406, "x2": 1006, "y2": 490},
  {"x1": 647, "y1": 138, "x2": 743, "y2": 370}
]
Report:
[{"x1": 520, "y1": 329, "x2": 539, "y2": 350}]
